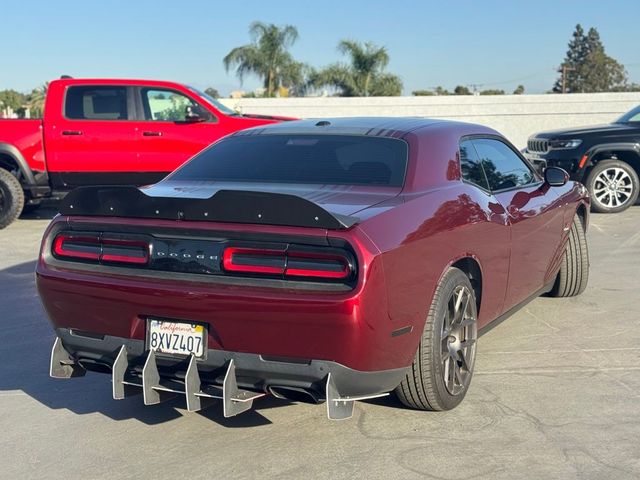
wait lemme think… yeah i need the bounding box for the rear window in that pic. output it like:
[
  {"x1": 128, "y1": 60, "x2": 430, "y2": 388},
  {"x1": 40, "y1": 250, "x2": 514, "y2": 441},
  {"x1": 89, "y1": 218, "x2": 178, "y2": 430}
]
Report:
[
  {"x1": 65, "y1": 86, "x2": 128, "y2": 120},
  {"x1": 171, "y1": 134, "x2": 408, "y2": 187}
]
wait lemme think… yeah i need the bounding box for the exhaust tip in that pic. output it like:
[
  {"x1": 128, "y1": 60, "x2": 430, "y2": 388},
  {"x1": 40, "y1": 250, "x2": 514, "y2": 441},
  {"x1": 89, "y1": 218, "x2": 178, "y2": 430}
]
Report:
[{"x1": 268, "y1": 386, "x2": 322, "y2": 404}]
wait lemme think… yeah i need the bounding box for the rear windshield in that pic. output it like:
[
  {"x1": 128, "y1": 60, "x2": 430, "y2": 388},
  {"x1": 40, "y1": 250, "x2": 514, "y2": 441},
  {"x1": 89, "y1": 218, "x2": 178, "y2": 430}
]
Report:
[{"x1": 170, "y1": 134, "x2": 409, "y2": 187}]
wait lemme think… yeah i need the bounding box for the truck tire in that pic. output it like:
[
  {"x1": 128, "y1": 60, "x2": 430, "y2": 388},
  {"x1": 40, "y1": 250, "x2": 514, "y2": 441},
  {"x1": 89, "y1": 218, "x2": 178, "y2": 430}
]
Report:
[
  {"x1": 395, "y1": 267, "x2": 478, "y2": 411},
  {"x1": 586, "y1": 159, "x2": 639, "y2": 214},
  {"x1": 0, "y1": 168, "x2": 24, "y2": 229},
  {"x1": 549, "y1": 214, "x2": 589, "y2": 297}
]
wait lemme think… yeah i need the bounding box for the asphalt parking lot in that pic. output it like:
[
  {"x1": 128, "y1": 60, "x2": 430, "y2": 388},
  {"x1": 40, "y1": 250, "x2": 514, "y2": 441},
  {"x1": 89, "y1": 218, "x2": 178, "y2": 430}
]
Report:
[{"x1": 1, "y1": 205, "x2": 639, "y2": 480}]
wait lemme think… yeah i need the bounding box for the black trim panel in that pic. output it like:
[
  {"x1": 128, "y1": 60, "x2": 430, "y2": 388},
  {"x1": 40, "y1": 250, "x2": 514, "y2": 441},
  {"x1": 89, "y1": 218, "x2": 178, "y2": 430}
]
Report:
[{"x1": 59, "y1": 186, "x2": 359, "y2": 229}]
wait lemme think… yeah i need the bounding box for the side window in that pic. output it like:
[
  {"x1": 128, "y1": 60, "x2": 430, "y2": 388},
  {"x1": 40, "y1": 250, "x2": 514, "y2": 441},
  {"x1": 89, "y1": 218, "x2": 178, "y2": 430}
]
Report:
[
  {"x1": 142, "y1": 89, "x2": 201, "y2": 122},
  {"x1": 472, "y1": 138, "x2": 535, "y2": 191},
  {"x1": 65, "y1": 86, "x2": 128, "y2": 120},
  {"x1": 459, "y1": 139, "x2": 490, "y2": 190}
]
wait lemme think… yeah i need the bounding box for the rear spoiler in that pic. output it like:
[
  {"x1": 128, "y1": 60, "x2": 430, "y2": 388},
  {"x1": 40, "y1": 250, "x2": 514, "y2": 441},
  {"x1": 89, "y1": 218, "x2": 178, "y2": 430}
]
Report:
[{"x1": 58, "y1": 186, "x2": 359, "y2": 230}]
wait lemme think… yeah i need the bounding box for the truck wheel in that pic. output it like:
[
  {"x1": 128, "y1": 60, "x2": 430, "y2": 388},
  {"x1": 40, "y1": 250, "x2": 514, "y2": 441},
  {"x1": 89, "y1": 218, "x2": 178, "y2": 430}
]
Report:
[
  {"x1": 586, "y1": 159, "x2": 639, "y2": 213},
  {"x1": 550, "y1": 214, "x2": 589, "y2": 297},
  {"x1": 0, "y1": 168, "x2": 24, "y2": 229},
  {"x1": 395, "y1": 267, "x2": 478, "y2": 411}
]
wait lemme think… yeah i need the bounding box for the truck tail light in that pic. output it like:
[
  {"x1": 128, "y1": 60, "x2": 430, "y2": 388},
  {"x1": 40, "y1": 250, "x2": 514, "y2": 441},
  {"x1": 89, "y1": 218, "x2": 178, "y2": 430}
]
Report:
[
  {"x1": 52, "y1": 233, "x2": 149, "y2": 265},
  {"x1": 222, "y1": 246, "x2": 354, "y2": 281}
]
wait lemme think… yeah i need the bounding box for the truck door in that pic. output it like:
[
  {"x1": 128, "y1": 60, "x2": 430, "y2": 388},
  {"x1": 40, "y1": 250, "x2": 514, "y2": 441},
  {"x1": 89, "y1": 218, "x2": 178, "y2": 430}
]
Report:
[
  {"x1": 44, "y1": 84, "x2": 139, "y2": 189},
  {"x1": 131, "y1": 87, "x2": 227, "y2": 178}
]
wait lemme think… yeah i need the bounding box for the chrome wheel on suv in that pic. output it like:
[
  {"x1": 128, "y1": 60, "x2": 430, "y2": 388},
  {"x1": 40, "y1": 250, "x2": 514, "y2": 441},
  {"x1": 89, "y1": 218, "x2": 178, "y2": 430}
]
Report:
[{"x1": 587, "y1": 160, "x2": 639, "y2": 214}]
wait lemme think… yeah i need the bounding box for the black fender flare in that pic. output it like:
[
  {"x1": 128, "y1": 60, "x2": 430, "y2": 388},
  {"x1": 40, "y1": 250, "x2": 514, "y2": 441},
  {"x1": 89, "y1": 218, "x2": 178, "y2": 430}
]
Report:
[
  {"x1": 581, "y1": 142, "x2": 640, "y2": 173},
  {"x1": 0, "y1": 143, "x2": 36, "y2": 186}
]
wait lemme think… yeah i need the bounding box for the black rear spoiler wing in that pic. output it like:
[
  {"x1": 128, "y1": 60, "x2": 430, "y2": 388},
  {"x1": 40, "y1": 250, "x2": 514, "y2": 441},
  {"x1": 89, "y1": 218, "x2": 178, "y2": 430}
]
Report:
[{"x1": 58, "y1": 186, "x2": 359, "y2": 230}]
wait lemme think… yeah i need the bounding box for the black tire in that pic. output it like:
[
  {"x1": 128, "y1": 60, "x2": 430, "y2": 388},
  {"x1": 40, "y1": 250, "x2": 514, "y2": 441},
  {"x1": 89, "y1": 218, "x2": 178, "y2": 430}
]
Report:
[
  {"x1": 586, "y1": 159, "x2": 639, "y2": 214},
  {"x1": 550, "y1": 214, "x2": 589, "y2": 297},
  {"x1": 395, "y1": 267, "x2": 478, "y2": 411},
  {"x1": 0, "y1": 168, "x2": 24, "y2": 229}
]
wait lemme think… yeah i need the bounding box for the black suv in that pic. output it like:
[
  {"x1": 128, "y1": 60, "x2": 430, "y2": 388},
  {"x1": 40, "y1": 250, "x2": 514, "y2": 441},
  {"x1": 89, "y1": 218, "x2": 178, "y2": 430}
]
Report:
[{"x1": 524, "y1": 105, "x2": 640, "y2": 213}]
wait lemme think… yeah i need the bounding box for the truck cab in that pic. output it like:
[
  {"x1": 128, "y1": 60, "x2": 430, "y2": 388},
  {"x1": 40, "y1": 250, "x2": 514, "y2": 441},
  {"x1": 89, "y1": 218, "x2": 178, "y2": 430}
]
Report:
[{"x1": 0, "y1": 77, "x2": 292, "y2": 228}]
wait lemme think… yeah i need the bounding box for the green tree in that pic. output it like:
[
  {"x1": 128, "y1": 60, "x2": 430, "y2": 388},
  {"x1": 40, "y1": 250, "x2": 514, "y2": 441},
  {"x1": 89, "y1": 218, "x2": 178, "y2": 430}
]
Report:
[
  {"x1": 479, "y1": 89, "x2": 505, "y2": 95},
  {"x1": 412, "y1": 89, "x2": 435, "y2": 96},
  {"x1": 223, "y1": 22, "x2": 304, "y2": 97},
  {"x1": 311, "y1": 40, "x2": 403, "y2": 96},
  {"x1": 454, "y1": 85, "x2": 471, "y2": 95},
  {"x1": 204, "y1": 87, "x2": 220, "y2": 98},
  {"x1": 554, "y1": 24, "x2": 627, "y2": 93},
  {"x1": 27, "y1": 82, "x2": 48, "y2": 117},
  {"x1": 513, "y1": 84, "x2": 525, "y2": 95},
  {"x1": 0, "y1": 89, "x2": 26, "y2": 112}
]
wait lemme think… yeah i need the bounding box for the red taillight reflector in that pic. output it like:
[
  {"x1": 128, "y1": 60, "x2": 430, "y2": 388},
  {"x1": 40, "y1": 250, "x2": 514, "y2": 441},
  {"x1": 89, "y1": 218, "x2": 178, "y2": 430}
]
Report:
[
  {"x1": 222, "y1": 247, "x2": 285, "y2": 274},
  {"x1": 52, "y1": 233, "x2": 149, "y2": 265}
]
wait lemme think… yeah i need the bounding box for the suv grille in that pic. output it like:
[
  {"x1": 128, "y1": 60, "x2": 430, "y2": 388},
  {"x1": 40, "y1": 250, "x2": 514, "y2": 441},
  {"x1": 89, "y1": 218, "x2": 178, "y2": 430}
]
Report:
[{"x1": 528, "y1": 138, "x2": 549, "y2": 153}]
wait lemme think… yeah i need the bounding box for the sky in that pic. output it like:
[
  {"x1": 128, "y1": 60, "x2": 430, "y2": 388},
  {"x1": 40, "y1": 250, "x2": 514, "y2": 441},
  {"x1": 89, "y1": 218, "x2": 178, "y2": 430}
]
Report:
[{"x1": 1, "y1": 0, "x2": 639, "y2": 96}]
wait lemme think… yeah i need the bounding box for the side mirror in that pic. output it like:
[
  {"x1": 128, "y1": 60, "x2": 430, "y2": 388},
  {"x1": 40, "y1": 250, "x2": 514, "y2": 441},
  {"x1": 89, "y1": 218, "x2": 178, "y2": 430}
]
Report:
[
  {"x1": 185, "y1": 105, "x2": 207, "y2": 123},
  {"x1": 544, "y1": 166, "x2": 569, "y2": 187}
]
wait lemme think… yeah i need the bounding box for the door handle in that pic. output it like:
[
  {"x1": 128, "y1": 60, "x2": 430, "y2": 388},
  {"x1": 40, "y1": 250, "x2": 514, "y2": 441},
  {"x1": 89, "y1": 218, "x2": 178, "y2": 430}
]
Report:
[
  {"x1": 61, "y1": 130, "x2": 83, "y2": 136},
  {"x1": 142, "y1": 131, "x2": 162, "y2": 137}
]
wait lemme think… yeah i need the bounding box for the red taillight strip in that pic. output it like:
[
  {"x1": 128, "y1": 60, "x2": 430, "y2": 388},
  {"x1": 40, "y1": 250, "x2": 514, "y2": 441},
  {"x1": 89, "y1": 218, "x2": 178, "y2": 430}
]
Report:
[
  {"x1": 222, "y1": 247, "x2": 285, "y2": 274},
  {"x1": 284, "y1": 252, "x2": 350, "y2": 279},
  {"x1": 52, "y1": 235, "x2": 100, "y2": 260},
  {"x1": 52, "y1": 233, "x2": 149, "y2": 265},
  {"x1": 222, "y1": 247, "x2": 352, "y2": 280}
]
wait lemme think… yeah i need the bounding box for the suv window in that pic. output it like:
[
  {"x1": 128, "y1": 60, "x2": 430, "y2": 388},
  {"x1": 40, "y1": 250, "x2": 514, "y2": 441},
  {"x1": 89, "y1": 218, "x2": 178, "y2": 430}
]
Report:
[
  {"x1": 459, "y1": 139, "x2": 490, "y2": 190},
  {"x1": 171, "y1": 134, "x2": 408, "y2": 187},
  {"x1": 65, "y1": 86, "x2": 128, "y2": 120},
  {"x1": 142, "y1": 88, "x2": 203, "y2": 122},
  {"x1": 472, "y1": 138, "x2": 535, "y2": 191}
]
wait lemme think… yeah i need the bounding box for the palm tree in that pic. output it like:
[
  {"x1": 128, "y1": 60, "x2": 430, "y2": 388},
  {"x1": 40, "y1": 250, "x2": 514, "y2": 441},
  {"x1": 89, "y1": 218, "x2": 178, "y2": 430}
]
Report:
[
  {"x1": 27, "y1": 82, "x2": 49, "y2": 118},
  {"x1": 311, "y1": 40, "x2": 403, "y2": 96},
  {"x1": 223, "y1": 22, "x2": 304, "y2": 97}
]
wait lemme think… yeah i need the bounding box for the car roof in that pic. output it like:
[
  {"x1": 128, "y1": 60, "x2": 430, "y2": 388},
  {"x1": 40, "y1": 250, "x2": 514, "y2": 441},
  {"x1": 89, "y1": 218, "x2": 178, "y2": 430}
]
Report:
[{"x1": 233, "y1": 117, "x2": 483, "y2": 139}]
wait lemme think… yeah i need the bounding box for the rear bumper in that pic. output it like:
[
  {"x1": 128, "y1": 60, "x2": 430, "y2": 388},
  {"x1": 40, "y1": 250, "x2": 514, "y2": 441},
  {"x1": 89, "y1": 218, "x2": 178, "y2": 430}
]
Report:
[{"x1": 55, "y1": 328, "x2": 408, "y2": 399}]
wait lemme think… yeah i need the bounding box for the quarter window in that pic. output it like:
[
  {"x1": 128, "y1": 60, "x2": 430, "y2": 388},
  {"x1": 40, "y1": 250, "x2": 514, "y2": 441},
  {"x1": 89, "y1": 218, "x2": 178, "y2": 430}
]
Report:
[
  {"x1": 65, "y1": 86, "x2": 128, "y2": 120},
  {"x1": 459, "y1": 140, "x2": 490, "y2": 190},
  {"x1": 472, "y1": 138, "x2": 535, "y2": 191}
]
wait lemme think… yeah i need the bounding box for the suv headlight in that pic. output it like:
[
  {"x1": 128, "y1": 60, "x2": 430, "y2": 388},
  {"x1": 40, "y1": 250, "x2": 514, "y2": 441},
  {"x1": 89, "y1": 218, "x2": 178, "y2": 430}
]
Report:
[{"x1": 549, "y1": 139, "x2": 582, "y2": 150}]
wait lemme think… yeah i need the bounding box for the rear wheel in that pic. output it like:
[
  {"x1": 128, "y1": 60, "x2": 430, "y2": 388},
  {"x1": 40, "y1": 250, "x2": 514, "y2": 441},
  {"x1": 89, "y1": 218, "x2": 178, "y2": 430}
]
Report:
[
  {"x1": 550, "y1": 214, "x2": 589, "y2": 297},
  {"x1": 396, "y1": 267, "x2": 478, "y2": 411},
  {"x1": 0, "y1": 168, "x2": 24, "y2": 229},
  {"x1": 586, "y1": 159, "x2": 639, "y2": 213}
]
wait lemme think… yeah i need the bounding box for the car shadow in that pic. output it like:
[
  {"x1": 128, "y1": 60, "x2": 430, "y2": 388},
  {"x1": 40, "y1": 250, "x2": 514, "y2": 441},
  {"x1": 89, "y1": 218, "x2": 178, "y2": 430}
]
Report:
[{"x1": 0, "y1": 260, "x2": 293, "y2": 428}]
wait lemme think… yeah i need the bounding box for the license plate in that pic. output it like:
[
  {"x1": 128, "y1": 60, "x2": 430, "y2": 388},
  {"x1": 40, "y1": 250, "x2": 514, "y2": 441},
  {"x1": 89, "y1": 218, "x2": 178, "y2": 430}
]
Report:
[{"x1": 147, "y1": 319, "x2": 206, "y2": 358}]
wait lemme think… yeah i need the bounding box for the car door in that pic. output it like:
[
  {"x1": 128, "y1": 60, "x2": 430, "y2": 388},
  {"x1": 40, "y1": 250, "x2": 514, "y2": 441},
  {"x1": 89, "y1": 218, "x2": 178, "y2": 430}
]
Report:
[
  {"x1": 44, "y1": 84, "x2": 139, "y2": 188},
  {"x1": 471, "y1": 137, "x2": 565, "y2": 311},
  {"x1": 131, "y1": 87, "x2": 227, "y2": 179}
]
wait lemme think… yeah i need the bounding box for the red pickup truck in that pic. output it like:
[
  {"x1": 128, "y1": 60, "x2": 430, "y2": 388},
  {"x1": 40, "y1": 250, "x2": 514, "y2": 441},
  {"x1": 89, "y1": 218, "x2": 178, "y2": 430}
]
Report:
[{"x1": 0, "y1": 77, "x2": 291, "y2": 228}]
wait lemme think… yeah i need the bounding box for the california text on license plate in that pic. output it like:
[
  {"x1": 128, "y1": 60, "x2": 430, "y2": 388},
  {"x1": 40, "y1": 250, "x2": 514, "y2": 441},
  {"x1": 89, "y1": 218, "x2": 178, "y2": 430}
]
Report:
[{"x1": 148, "y1": 319, "x2": 206, "y2": 358}]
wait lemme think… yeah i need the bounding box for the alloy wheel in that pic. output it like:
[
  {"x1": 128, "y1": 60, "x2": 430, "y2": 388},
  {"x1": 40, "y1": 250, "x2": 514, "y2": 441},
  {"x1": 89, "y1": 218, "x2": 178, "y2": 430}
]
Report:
[
  {"x1": 593, "y1": 167, "x2": 634, "y2": 209},
  {"x1": 441, "y1": 285, "x2": 477, "y2": 396}
]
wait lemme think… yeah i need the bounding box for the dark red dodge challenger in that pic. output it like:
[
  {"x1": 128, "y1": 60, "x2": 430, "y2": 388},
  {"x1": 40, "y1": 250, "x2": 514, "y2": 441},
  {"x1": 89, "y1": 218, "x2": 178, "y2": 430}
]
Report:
[{"x1": 37, "y1": 118, "x2": 590, "y2": 420}]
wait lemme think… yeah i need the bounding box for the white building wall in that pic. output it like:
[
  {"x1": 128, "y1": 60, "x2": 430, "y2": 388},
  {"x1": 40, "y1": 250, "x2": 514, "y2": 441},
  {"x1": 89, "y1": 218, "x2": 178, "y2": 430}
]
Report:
[{"x1": 219, "y1": 93, "x2": 640, "y2": 149}]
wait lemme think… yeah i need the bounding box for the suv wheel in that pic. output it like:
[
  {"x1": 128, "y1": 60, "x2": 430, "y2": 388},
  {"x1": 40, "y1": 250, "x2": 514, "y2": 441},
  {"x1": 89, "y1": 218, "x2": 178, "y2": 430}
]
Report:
[
  {"x1": 586, "y1": 159, "x2": 639, "y2": 213},
  {"x1": 395, "y1": 267, "x2": 478, "y2": 411},
  {"x1": 0, "y1": 168, "x2": 24, "y2": 229}
]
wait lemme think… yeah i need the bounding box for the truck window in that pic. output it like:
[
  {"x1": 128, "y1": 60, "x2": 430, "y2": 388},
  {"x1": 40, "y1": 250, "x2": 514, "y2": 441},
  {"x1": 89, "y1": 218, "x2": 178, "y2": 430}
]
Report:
[
  {"x1": 65, "y1": 86, "x2": 128, "y2": 120},
  {"x1": 142, "y1": 89, "x2": 202, "y2": 122}
]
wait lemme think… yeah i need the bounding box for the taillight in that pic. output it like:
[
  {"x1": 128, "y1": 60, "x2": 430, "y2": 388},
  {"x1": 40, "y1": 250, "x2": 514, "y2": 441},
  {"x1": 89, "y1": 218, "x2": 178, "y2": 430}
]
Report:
[
  {"x1": 52, "y1": 233, "x2": 149, "y2": 265},
  {"x1": 222, "y1": 246, "x2": 354, "y2": 281},
  {"x1": 222, "y1": 247, "x2": 285, "y2": 275}
]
